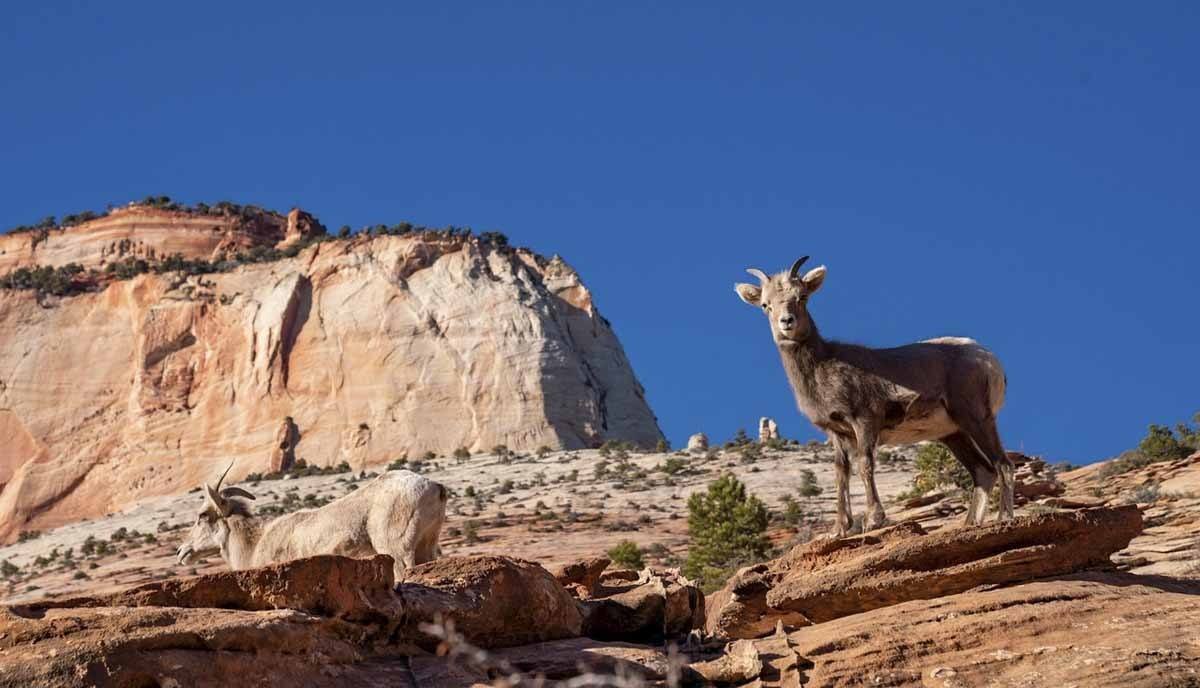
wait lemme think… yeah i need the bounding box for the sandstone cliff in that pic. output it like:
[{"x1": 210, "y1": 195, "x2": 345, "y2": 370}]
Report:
[{"x1": 0, "y1": 209, "x2": 661, "y2": 539}]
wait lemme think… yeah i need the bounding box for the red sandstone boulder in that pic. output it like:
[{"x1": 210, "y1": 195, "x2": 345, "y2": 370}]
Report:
[{"x1": 396, "y1": 555, "x2": 583, "y2": 649}]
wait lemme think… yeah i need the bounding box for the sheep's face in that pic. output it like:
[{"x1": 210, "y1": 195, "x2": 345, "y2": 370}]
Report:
[
  {"x1": 176, "y1": 504, "x2": 228, "y2": 565},
  {"x1": 735, "y1": 263, "x2": 826, "y2": 346}
]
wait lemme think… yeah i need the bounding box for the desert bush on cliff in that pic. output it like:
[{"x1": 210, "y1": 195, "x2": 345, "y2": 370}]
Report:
[
  {"x1": 683, "y1": 474, "x2": 771, "y2": 592},
  {"x1": 607, "y1": 540, "x2": 646, "y2": 570},
  {"x1": 0, "y1": 263, "x2": 93, "y2": 297},
  {"x1": 902, "y1": 442, "x2": 972, "y2": 499},
  {"x1": 60, "y1": 210, "x2": 101, "y2": 227},
  {"x1": 1100, "y1": 414, "x2": 1200, "y2": 477}
]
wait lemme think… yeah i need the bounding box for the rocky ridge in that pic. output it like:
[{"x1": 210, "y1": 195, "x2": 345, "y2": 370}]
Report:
[{"x1": 3, "y1": 503, "x2": 1197, "y2": 687}]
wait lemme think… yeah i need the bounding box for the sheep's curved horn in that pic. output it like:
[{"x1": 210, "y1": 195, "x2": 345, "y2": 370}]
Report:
[
  {"x1": 220, "y1": 486, "x2": 256, "y2": 501},
  {"x1": 212, "y1": 459, "x2": 236, "y2": 492},
  {"x1": 745, "y1": 268, "x2": 769, "y2": 284},
  {"x1": 788, "y1": 256, "x2": 810, "y2": 282}
]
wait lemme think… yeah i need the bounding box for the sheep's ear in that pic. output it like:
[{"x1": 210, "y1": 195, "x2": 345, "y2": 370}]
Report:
[
  {"x1": 204, "y1": 484, "x2": 229, "y2": 517},
  {"x1": 801, "y1": 266, "x2": 827, "y2": 294},
  {"x1": 221, "y1": 487, "x2": 256, "y2": 501},
  {"x1": 735, "y1": 283, "x2": 762, "y2": 306}
]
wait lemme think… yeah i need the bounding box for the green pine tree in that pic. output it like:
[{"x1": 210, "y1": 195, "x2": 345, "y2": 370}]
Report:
[{"x1": 683, "y1": 474, "x2": 770, "y2": 592}]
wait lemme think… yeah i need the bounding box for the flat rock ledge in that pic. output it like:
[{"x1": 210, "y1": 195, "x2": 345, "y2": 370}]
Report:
[{"x1": 706, "y1": 505, "x2": 1144, "y2": 639}]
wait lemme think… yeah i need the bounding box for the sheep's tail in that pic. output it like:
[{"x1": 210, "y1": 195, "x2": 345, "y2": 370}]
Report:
[{"x1": 986, "y1": 353, "x2": 1007, "y2": 416}]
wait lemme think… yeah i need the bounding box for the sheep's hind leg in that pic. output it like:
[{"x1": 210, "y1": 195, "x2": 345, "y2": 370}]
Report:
[
  {"x1": 978, "y1": 419, "x2": 1015, "y2": 521},
  {"x1": 955, "y1": 415, "x2": 1014, "y2": 522},
  {"x1": 941, "y1": 432, "x2": 997, "y2": 526}
]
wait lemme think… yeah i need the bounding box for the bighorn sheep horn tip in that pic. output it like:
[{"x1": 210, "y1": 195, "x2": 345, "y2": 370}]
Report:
[{"x1": 788, "y1": 256, "x2": 810, "y2": 281}]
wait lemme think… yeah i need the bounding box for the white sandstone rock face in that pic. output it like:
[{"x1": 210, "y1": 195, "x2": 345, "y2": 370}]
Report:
[
  {"x1": 687, "y1": 433, "x2": 710, "y2": 451},
  {"x1": 759, "y1": 417, "x2": 779, "y2": 442},
  {"x1": 0, "y1": 233, "x2": 662, "y2": 539}
]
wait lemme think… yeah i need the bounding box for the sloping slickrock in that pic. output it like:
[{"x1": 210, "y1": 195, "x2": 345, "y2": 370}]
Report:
[
  {"x1": 1063, "y1": 451, "x2": 1200, "y2": 577},
  {"x1": 772, "y1": 573, "x2": 1200, "y2": 688},
  {"x1": 28, "y1": 554, "x2": 400, "y2": 623},
  {"x1": 707, "y1": 506, "x2": 1143, "y2": 639},
  {"x1": 577, "y1": 568, "x2": 705, "y2": 642},
  {"x1": 396, "y1": 555, "x2": 583, "y2": 649},
  {"x1": 0, "y1": 554, "x2": 592, "y2": 687},
  {"x1": 0, "y1": 605, "x2": 373, "y2": 688}
]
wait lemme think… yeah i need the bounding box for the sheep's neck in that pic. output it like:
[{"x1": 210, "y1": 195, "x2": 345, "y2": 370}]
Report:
[
  {"x1": 778, "y1": 327, "x2": 830, "y2": 419},
  {"x1": 221, "y1": 516, "x2": 264, "y2": 569}
]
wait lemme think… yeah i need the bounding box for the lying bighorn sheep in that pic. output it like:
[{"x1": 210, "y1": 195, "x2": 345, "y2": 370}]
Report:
[
  {"x1": 735, "y1": 256, "x2": 1013, "y2": 535},
  {"x1": 177, "y1": 463, "x2": 446, "y2": 578}
]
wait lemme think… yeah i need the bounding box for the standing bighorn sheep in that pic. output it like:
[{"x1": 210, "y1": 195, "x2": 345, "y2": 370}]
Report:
[
  {"x1": 735, "y1": 256, "x2": 1013, "y2": 535},
  {"x1": 177, "y1": 463, "x2": 446, "y2": 578}
]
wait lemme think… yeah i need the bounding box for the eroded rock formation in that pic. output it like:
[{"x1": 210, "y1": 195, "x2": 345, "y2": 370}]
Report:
[
  {"x1": 0, "y1": 215, "x2": 662, "y2": 540},
  {"x1": 3, "y1": 506, "x2": 1198, "y2": 687},
  {"x1": 706, "y1": 506, "x2": 1144, "y2": 639},
  {"x1": 758, "y1": 417, "x2": 778, "y2": 442}
]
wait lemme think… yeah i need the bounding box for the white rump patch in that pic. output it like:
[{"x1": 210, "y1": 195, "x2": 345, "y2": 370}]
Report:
[{"x1": 921, "y1": 336, "x2": 978, "y2": 346}]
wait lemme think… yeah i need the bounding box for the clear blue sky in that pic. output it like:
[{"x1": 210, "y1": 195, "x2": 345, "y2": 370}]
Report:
[{"x1": 2, "y1": 3, "x2": 1196, "y2": 464}]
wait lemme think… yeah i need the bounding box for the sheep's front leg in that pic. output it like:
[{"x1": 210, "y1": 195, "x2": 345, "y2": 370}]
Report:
[
  {"x1": 852, "y1": 422, "x2": 887, "y2": 531},
  {"x1": 831, "y1": 435, "x2": 853, "y2": 537}
]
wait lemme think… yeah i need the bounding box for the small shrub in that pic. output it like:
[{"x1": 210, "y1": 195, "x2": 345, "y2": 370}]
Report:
[
  {"x1": 729, "y1": 428, "x2": 752, "y2": 447},
  {"x1": 453, "y1": 447, "x2": 471, "y2": 460},
  {"x1": 594, "y1": 460, "x2": 611, "y2": 480},
  {"x1": 1100, "y1": 415, "x2": 1200, "y2": 478},
  {"x1": 657, "y1": 457, "x2": 687, "y2": 475},
  {"x1": 1130, "y1": 483, "x2": 1161, "y2": 504},
  {"x1": 607, "y1": 540, "x2": 645, "y2": 570},
  {"x1": 1139, "y1": 423, "x2": 1195, "y2": 462},
  {"x1": 906, "y1": 443, "x2": 972, "y2": 497},
  {"x1": 778, "y1": 495, "x2": 806, "y2": 526},
  {"x1": 683, "y1": 474, "x2": 771, "y2": 592},
  {"x1": 797, "y1": 469, "x2": 823, "y2": 497},
  {"x1": 463, "y1": 520, "x2": 481, "y2": 543}
]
